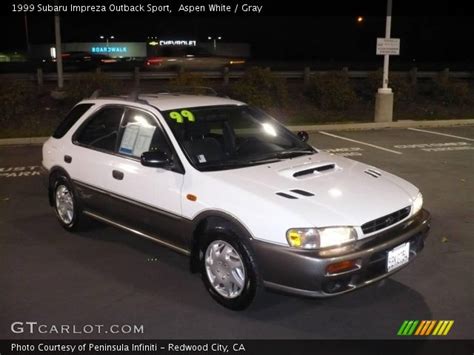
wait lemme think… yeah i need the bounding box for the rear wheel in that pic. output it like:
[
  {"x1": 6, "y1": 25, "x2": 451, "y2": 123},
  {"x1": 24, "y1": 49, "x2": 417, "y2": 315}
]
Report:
[
  {"x1": 201, "y1": 231, "x2": 260, "y2": 310},
  {"x1": 52, "y1": 176, "x2": 83, "y2": 231}
]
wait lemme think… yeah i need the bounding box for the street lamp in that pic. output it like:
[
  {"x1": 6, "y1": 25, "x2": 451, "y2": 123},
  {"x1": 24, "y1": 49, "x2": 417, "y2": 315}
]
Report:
[
  {"x1": 374, "y1": 0, "x2": 394, "y2": 122},
  {"x1": 207, "y1": 36, "x2": 222, "y2": 52},
  {"x1": 53, "y1": 1, "x2": 63, "y2": 91},
  {"x1": 380, "y1": 1, "x2": 392, "y2": 93},
  {"x1": 24, "y1": 14, "x2": 31, "y2": 56},
  {"x1": 100, "y1": 35, "x2": 115, "y2": 47}
]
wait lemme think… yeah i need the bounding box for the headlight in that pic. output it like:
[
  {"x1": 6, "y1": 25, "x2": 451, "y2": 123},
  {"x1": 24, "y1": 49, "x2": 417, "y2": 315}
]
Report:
[
  {"x1": 286, "y1": 227, "x2": 357, "y2": 250},
  {"x1": 413, "y1": 192, "x2": 423, "y2": 215}
]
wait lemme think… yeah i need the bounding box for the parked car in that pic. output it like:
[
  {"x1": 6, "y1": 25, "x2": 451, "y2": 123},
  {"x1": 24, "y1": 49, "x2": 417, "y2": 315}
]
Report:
[
  {"x1": 50, "y1": 51, "x2": 117, "y2": 71},
  {"x1": 144, "y1": 47, "x2": 245, "y2": 70},
  {"x1": 42, "y1": 93, "x2": 430, "y2": 310}
]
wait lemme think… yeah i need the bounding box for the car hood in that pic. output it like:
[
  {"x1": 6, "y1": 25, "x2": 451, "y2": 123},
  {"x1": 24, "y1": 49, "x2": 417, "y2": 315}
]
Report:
[{"x1": 208, "y1": 151, "x2": 418, "y2": 229}]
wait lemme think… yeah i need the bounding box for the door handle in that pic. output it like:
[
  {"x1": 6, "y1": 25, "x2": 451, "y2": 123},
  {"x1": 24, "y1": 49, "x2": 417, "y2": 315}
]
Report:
[
  {"x1": 64, "y1": 155, "x2": 72, "y2": 163},
  {"x1": 112, "y1": 170, "x2": 124, "y2": 180}
]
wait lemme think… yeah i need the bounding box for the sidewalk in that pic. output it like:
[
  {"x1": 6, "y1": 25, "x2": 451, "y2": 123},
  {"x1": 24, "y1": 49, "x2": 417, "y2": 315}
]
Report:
[{"x1": 287, "y1": 118, "x2": 474, "y2": 133}]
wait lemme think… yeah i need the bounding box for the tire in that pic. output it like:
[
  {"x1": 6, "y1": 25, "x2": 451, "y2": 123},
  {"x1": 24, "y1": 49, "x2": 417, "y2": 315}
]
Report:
[
  {"x1": 51, "y1": 175, "x2": 83, "y2": 231},
  {"x1": 200, "y1": 231, "x2": 261, "y2": 310}
]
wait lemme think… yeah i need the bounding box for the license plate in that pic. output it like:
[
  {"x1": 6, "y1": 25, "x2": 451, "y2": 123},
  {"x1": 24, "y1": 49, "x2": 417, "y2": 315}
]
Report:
[{"x1": 387, "y1": 242, "x2": 410, "y2": 272}]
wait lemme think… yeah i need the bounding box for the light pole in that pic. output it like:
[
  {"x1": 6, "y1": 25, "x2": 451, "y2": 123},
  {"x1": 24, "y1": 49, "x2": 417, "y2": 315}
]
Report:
[
  {"x1": 207, "y1": 36, "x2": 222, "y2": 53},
  {"x1": 381, "y1": 0, "x2": 392, "y2": 92},
  {"x1": 54, "y1": 1, "x2": 63, "y2": 90},
  {"x1": 374, "y1": 0, "x2": 394, "y2": 122},
  {"x1": 24, "y1": 14, "x2": 31, "y2": 57},
  {"x1": 100, "y1": 35, "x2": 115, "y2": 47}
]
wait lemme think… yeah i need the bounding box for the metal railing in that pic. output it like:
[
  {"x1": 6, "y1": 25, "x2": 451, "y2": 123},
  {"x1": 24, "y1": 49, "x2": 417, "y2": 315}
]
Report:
[{"x1": 0, "y1": 67, "x2": 470, "y2": 86}]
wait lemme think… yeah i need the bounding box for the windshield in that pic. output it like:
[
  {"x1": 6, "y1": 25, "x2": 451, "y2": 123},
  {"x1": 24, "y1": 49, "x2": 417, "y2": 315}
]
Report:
[{"x1": 162, "y1": 105, "x2": 315, "y2": 171}]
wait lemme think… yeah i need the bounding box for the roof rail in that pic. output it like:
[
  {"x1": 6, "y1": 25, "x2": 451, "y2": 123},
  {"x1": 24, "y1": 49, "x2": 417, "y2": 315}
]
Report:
[
  {"x1": 127, "y1": 89, "x2": 149, "y2": 104},
  {"x1": 89, "y1": 89, "x2": 101, "y2": 99},
  {"x1": 160, "y1": 86, "x2": 220, "y2": 96},
  {"x1": 86, "y1": 89, "x2": 153, "y2": 105},
  {"x1": 128, "y1": 89, "x2": 139, "y2": 101}
]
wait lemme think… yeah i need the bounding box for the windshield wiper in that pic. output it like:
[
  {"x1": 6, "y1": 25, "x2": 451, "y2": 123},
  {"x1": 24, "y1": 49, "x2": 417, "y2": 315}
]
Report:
[
  {"x1": 199, "y1": 157, "x2": 285, "y2": 171},
  {"x1": 251, "y1": 149, "x2": 316, "y2": 162},
  {"x1": 275, "y1": 149, "x2": 315, "y2": 157},
  {"x1": 199, "y1": 149, "x2": 316, "y2": 171},
  {"x1": 248, "y1": 157, "x2": 283, "y2": 164},
  {"x1": 199, "y1": 160, "x2": 258, "y2": 171}
]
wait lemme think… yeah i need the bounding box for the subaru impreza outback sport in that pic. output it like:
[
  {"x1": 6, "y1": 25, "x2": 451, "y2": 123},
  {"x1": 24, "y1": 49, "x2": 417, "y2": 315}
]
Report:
[{"x1": 42, "y1": 93, "x2": 431, "y2": 310}]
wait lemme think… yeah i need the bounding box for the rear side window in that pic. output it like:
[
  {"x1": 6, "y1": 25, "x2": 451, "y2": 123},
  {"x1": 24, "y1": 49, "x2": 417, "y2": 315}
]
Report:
[
  {"x1": 53, "y1": 104, "x2": 94, "y2": 139},
  {"x1": 75, "y1": 106, "x2": 124, "y2": 152}
]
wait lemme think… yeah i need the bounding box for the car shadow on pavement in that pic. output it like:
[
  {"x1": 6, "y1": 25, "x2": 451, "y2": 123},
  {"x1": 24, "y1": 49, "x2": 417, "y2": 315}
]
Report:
[{"x1": 241, "y1": 278, "x2": 432, "y2": 338}]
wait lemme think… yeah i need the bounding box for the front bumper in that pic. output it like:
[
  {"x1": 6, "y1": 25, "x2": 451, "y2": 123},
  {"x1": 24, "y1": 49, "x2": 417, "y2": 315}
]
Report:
[{"x1": 251, "y1": 209, "x2": 431, "y2": 297}]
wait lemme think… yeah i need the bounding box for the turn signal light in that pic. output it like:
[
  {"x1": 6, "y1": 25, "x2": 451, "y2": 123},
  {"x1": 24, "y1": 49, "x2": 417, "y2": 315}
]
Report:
[
  {"x1": 186, "y1": 194, "x2": 197, "y2": 202},
  {"x1": 326, "y1": 259, "x2": 359, "y2": 275},
  {"x1": 287, "y1": 231, "x2": 302, "y2": 247}
]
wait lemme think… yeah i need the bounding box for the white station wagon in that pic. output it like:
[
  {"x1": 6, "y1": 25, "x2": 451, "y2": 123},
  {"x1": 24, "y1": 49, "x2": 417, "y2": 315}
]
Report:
[{"x1": 42, "y1": 93, "x2": 430, "y2": 310}]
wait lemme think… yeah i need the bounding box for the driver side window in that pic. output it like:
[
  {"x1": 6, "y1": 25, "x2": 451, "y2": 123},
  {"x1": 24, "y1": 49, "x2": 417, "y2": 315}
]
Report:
[
  {"x1": 76, "y1": 106, "x2": 124, "y2": 152},
  {"x1": 117, "y1": 108, "x2": 171, "y2": 158}
]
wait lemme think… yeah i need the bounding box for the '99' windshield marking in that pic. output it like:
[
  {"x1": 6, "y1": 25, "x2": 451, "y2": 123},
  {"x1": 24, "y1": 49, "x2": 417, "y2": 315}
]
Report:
[{"x1": 169, "y1": 110, "x2": 195, "y2": 123}]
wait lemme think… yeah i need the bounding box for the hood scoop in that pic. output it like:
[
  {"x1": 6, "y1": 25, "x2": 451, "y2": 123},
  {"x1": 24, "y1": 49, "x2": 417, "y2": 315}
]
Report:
[
  {"x1": 276, "y1": 192, "x2": 298, "y2": 199},
  {"x1": 364, "y1": 169, "x2": 382, "y2": 178},
  {"x1": 276, "y1": 189, "x2": 315, "y2": 200},
  {"x1": 291, "y1": 189, "x2": 315, "y2": 197},
  {"x1": 293, "y1": 164, "x2": 336, "y2": 178},
  {"x1": 277, "y1": 162, "x2": 339, "y2": 180}
]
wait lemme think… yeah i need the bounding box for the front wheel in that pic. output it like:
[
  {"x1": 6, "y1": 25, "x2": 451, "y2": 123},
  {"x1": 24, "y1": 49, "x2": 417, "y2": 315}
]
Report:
[{"x1": 201, "y1": 232, "x2": 260, "y2": 310}]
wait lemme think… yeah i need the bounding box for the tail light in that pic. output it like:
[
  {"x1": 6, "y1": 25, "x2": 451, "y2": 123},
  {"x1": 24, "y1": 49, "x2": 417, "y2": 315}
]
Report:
[{"x1": 146, "y1": 57, "x2": 163, "y2": 66}]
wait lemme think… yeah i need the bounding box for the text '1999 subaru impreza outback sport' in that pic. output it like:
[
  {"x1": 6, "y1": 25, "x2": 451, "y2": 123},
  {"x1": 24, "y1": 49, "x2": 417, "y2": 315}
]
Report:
[{"x1": 42, "y1": 93, "x2": 430, "y2": 310}]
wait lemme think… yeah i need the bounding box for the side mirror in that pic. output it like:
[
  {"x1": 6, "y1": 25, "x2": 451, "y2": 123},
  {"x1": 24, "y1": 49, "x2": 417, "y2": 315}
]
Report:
[
  {"x1": 297, "y1": 131, "x2": 309, "y2": 142},
  {"x1": 140, "y1": 151, "x2": 171, "y2": 168}
]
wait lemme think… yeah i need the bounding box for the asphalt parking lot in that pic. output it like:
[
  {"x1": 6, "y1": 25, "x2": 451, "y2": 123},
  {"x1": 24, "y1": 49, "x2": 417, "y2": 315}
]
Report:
[{"x1": 0, "y1": 126, "x2": 473, "y2": 339}]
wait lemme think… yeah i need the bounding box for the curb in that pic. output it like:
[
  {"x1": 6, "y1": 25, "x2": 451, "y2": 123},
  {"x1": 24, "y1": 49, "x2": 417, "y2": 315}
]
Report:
[
  {"x1": 0, "y1": 136, "x2": 49, "y2": 146},
  {"x1": 287, "y1": 118, "x2": 474, "y2": 133},
  {"x1": 0, "y1": 119, "x2": 473, "y2": 146}
]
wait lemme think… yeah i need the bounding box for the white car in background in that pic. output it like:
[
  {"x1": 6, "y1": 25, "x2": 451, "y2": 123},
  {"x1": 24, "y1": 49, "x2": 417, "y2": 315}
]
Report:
[{"x1": 42, "y1": 93, "x2": 430, "y2": 310}]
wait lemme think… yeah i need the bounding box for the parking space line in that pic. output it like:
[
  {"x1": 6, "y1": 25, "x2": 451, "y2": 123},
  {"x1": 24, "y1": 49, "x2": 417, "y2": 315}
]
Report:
[
  {"x1": 407, "y1": 128, "x2": 474, "y2": 142},
  {"x1": 318, "y1": 131, "x2": 403, "y2": 155}
]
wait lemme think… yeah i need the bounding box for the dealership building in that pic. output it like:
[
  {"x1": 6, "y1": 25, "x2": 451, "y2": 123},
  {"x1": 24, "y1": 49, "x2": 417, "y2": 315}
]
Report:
[{"x1": 29, "y1": 40, "x2": 250, "y2": 60}]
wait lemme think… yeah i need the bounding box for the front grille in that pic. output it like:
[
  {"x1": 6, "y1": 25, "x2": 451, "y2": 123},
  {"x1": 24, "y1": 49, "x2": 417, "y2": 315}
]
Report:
[{"x1": 361, "y1": 206, "x2": 411, "y2": 234}]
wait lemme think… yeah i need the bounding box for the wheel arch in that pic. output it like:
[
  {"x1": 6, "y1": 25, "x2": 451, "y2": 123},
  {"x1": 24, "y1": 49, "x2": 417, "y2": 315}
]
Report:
[
  {"x1": 47, "y1": 166, "x2": 73, "y2": 206},
  {"x1": 189, "y1": 211, "x2": 256, "y2": 273}
]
